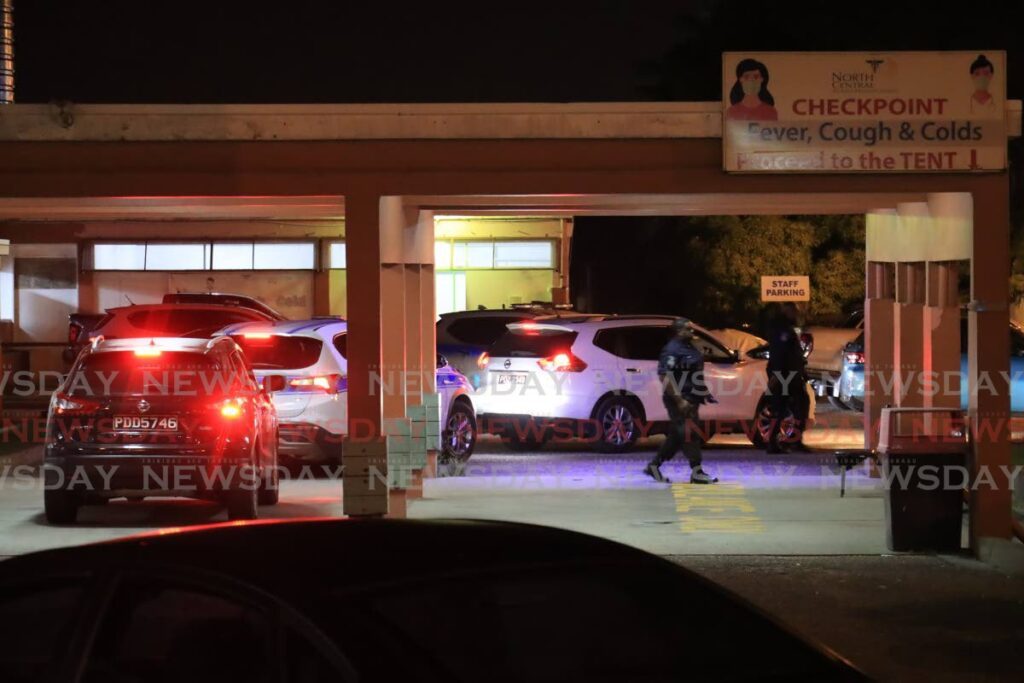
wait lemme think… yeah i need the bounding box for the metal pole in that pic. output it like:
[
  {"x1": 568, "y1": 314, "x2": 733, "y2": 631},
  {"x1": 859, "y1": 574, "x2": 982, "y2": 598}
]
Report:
[{"x1": 0, "y1": 0, "x2": 12, "y2": 103}]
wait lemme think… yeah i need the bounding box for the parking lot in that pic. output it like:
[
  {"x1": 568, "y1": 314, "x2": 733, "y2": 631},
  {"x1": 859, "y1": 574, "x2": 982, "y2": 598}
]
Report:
[{"x1": 0, "y1": 409, "x2": 884, "y2": 558}]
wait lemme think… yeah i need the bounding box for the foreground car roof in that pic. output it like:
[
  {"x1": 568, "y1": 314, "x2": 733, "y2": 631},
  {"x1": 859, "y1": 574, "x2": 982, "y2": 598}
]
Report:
[{"x1": 0, "y1": 519, "x2": 863, "y2": 680}]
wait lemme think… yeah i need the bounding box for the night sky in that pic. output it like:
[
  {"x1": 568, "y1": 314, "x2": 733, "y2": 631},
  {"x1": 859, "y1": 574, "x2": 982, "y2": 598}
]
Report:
[{"x1": 13, "y1": 0, "x2": 1024, "y2": 104}]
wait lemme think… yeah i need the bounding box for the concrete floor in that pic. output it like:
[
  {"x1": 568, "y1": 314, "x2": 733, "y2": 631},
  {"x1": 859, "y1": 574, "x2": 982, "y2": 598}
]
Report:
[
  {"x1": 0, "y1": 428, "x2": 885, "y2": 558},
  {"x1": 678, "y1": 555, "x2": 1024, "y2": 682}
]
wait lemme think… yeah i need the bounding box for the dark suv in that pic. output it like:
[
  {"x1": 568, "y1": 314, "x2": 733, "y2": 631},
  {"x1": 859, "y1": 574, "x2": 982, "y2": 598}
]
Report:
[{"x1": 44, "y1": 336, "x2": 284, "y2": 524}]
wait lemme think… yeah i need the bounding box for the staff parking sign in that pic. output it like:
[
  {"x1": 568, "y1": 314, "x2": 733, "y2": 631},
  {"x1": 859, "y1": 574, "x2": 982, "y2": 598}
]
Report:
[
  {"x1": 723, "y1": 51, "x2": 1006, "y2": 173},
  {"x1": 761, "y1": 276, "x2": 810, "y2": 302}
]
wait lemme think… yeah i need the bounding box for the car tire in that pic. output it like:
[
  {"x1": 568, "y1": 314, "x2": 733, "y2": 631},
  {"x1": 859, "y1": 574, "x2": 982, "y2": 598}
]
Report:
[
  {"x1": 226, "y1": 464, "x2": 259, "y2": 520},
  {"x1": 827, "y1": 395, "x2": 848, "y2": 411},
  {"x1": 749, "y1": 396, "x2": 799, "y2": 448},
  {"x1": 846, "y1": 397, "x2": 864, "y2": 412},
  {"x1": 44, "y1": 489, "x2": 79, "y2": 525},
  {"x1": 441, "y1": 400, "x2": 477, "y2": 475},
  {"x1": 593, "y1": 395, "x2": 643, "y2": 454},
  {"x1": 258, "y1": 463, "x2": 280, "y2": 506}
]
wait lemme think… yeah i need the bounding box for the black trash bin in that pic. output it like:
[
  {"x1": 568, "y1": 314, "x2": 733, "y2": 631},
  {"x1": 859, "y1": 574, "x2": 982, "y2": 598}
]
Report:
[{"x1": 878, "y1": 407, "x2": 968, "y2": 552}]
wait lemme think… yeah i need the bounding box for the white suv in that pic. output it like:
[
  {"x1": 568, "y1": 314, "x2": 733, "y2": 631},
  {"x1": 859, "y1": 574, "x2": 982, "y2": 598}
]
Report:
[
  {"x1": 473, "y1": 316, "x2": 792, "y2": 452},
  {"x1": 217, "y1": 319, "x2": 478, "y2": 464}
]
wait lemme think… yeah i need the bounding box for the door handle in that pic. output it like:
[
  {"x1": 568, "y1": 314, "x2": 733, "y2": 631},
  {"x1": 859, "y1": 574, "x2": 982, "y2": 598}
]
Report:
[{"x1": 625, "y1": 368, "x2": 642, "y2": 373}]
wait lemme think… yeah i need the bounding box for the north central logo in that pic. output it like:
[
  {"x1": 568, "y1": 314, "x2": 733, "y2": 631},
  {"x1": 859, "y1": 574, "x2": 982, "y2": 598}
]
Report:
[{"x1": 137, "y1": 400, "x2": 151, "y2": 413}]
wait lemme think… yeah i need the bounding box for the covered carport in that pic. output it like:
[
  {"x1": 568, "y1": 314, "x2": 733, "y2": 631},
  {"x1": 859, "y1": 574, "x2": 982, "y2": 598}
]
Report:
[{"x1": 0, "y1": 100, "x2": 1019, "y2": 553}]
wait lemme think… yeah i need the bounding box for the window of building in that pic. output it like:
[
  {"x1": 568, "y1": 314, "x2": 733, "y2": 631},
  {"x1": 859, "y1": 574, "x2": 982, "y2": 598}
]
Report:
[
  {"x1": 145, "y1": 243, "x2": 210, "y2": 271},
  {"x1": 435, "y1": 240, "x2": 553, "y2": 271},
  {"x1": 93, "y1": 244, "x2": 146, "y2": 270},
  {"x1": 493, "y1": 241, "x2": 554, "y2": 268},
  {"x1": 435, "y1": 242, "x2": 452, "y2": 270},
  {"x1": 254, "y1": 242, "x2": 315, "y2": 270},
  {"x1": 329, "y1": 242, "x2": 347, "y2": 269},
  {"x1": 436, "y1": 272, "x2": 467, "y2": 315},
  {"x1": 212, "y1": 242, "x2": 254, "y2": 270},
  {"x1": 90, "y1": 241, "x2": 317, "y2": 272}
]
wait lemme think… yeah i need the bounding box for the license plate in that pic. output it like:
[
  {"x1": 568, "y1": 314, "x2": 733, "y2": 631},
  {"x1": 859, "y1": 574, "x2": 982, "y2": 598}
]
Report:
[
  {"x1": 112, "y1": 415, "x2": 179, "y2": 431},
  {"x1": 495, "y1": 373, "x2": 528, "y2": 386}
]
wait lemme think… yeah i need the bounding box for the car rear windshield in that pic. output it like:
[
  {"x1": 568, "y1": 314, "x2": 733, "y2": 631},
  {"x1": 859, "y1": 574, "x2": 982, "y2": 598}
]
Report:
[
  {"x1": 489, "y1": 329, "x2": 579, "y2": 358},
  {"x1": 67, "y1": 351, "x2": 233, "y2": 397},
  {"x1": 444, "y1": 316, "x2": 530, "y2": 346},
  {"x1": 230, "y1": 335, "x2": 323, "y2": 370},
  {"x1": 124, "y1": 309, "x2": 262, "y2": 337}
]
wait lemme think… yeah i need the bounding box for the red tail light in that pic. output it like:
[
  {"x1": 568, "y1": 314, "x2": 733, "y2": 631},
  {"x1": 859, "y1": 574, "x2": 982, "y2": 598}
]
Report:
[
  {"x1": 537, "y1": 351, "x2": 587, "y2": 372},
  {"x1": 477, "y1": 352, "x2": 490, "y2": 369},
  {"x1": 289, "y1": 373, "x2": 343, "y2": 394},
  {"x1": 52, "y1": 392, "x2": 100, "y2": 414},
  {"x1": 220, "y1": 401, "x2": 243, "y2": 419},
  {"x1": 845, "y1": 351, "x2": 865, "y2": 365}
]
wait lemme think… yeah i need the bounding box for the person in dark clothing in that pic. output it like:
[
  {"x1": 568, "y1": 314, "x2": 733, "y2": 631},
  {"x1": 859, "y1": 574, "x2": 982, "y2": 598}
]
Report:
[
  {"x1": 644, "y1": 318, "x2": 719, "y2": 484},
  {"x1": 765, "y1": 302, "x2": 811, "y2": 453}
]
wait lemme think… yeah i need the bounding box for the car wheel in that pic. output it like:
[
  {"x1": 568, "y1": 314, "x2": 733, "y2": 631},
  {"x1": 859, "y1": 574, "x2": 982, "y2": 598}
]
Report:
[
  {"x1": 44, "y1": 489, "x2": 80, "y2": 525},
  {"x1": 441, "y1": 400, "x2": 477, "y2": 474},
  {"x1": 226, "y1": 464, "x2": 259, "y2": 520},
  {"x1": 594, "y1": 395, "x2": 643, "y2": 453},
  {"x1": 258, "y1": 461, "x2": 280, "y2": 506},
  {"x1": 846, "y1": 397, "x2": 864, "y2": 412},
  {"x1": 749, "y1": 396, "x2": 799, "y2": 448}
]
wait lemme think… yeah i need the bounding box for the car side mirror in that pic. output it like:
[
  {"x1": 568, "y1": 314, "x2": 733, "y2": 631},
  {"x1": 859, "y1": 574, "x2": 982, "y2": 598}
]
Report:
[
  {"x1": 437, "y1": 354, "x2": 449, "y2": 369},
  {"x1": 263, "y1": 375, "x2": 286, "y2": 393}
]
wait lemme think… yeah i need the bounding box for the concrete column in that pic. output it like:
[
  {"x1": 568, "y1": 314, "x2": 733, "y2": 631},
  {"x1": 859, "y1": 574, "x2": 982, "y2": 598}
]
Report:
[
  {"x1": 893, "y1": 201, "x2": 933, "y2": 410},
  {"x1": 552, "y1": 217, "x2": 573, "y2": 305},
  {"x1": 924, "y1": 261, "x2": 961, "y2": 411},
  {"x1": 342, "y1": 194, "x2": 388, "y2": 517},
  {"x1": 415, "y1": 212, "x2": 438, "y2": 479},
  {"x1": 966, "y1": 187, "x2": 1012, "y2": 544},
  {"x1": 895, "y1": 260, "x2": 926, "y2": 408},
  {"x1": 864, "y1": 258, "x2": 895, "y2": 450}
]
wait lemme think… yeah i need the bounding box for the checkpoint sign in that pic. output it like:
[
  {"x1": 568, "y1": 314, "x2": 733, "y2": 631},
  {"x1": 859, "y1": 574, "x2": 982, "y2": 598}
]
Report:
[
  {"x1": 722, "y1": 51, "x2": 1007, "y2": 173},
  {"x1": 761, "y1": 276, "x2": 810, "y2": 302}
]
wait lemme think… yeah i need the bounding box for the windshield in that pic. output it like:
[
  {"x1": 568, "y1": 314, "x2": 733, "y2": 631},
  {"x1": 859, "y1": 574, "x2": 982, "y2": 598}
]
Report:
[
  {"x1": 490, "y1": 329, "x2": 579, "y2": 358},
  {"x1": 67, "y1": 351, "x2": 236, "y2": 397},
  {"x1": 230, "y1": 335, "x2": 323, "y2": 370}
]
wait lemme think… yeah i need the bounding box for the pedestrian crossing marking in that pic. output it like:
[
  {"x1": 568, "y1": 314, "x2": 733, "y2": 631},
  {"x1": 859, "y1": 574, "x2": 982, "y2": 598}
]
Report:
[{"x1": 671, "y1": 482, "x2": 765, "y2": 533}]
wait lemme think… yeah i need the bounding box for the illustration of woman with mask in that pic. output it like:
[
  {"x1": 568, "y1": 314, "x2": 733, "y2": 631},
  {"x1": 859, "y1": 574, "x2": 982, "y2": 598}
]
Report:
[
  {"x1": 726, "y1": 58, "x2": 778, "y2": 121},
  {"x1": 968, "y1": 54, "x2": 996, "y2": 114}
]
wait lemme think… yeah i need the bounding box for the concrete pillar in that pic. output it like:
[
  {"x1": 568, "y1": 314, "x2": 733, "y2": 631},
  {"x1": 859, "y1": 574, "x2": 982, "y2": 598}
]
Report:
[
  {"x1": 552, "y1": 217, "x2": 573, "y2": 305},
  {"x1": 893, "y1": 202, "x2": 930, "y2": 410},
  {"x1": 966, "y1": 187, "x2": 1012, "y2": 544},
  {"x1": 895, "y1": 260, "x2": 926, "y2": 408},
  {"x1": 342, "y1": 194, "x2": 388, "y2": 517},
  {"x1": 864, "y1": 257, "x2": 895, "y2": 450},
  {"x1": 924, "y1": 261, "x2": 960, "y2": 411}
]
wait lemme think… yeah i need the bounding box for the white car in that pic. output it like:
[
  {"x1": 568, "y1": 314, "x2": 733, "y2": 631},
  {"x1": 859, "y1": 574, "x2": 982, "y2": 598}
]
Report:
[
  {"x1": 217, "y1": 319, "x2": 478, "y2": 464},
  {"x1": 473, "y1": 315, "x2": 803, "y2": 452}
]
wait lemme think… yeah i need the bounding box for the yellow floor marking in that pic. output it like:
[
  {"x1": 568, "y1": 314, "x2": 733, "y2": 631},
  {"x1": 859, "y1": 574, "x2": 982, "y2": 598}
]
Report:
[{"x1": 671, "y1": 482, "x2": 765, "y2": 533}]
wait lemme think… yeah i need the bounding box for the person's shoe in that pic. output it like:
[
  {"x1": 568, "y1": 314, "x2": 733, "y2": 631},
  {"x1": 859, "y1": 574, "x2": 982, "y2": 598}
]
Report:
[
  {"x1": 643, "y1": 462, "x2": 670, "y2": 483},
  {"x1": 690, "y1": 468, "x2": 718, "y2": 484}
]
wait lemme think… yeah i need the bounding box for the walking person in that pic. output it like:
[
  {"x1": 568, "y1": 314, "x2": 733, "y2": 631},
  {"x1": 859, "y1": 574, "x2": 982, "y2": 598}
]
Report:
[
  {"x1": 765, "y1": 302, "x2": 812, "y2": 453},
  {"x1": 643, "y1": 318, "x2": 718, "y2": 484}
]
